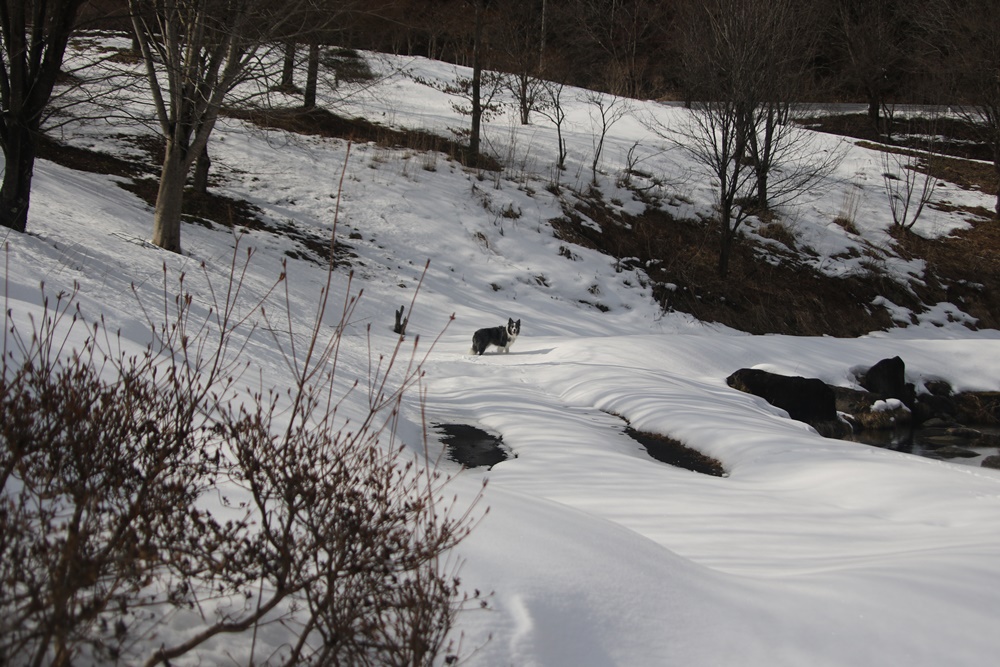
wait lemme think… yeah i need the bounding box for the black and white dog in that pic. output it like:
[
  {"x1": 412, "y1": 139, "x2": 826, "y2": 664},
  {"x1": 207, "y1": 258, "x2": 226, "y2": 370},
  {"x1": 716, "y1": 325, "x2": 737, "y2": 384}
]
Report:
[{"x1": 471, "y1": 318, "x2": 521, "y2": 355}]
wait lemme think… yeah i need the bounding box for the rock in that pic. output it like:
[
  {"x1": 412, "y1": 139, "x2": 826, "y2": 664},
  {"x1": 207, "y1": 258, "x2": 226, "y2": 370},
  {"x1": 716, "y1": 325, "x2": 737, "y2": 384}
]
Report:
[
  {"x1": 927, "y1": 445, "x2": 980, "y2": 459},
  {"x1": 924, "y1": 379, "x2": 953, "y2": 397},
  {"x1": 975, "y1": 432, "x2": 1000, "y2": 448},
  {"x1": 911, "y1": 393, "x2": 957, "y2": 424},
  {"x1": 921, "y1": 434, "x2": 972, "y2": 450},
  {"x1": 832, "y1": 385, "x2": 911, "y2": 430},
  {"x1": 953, "y1": 391, "x2": 1000, "y2": 424},
  {"x1": 981, "y1": 455, "x2": 1000, "y2": 470},
  {"x1": 859, "y1": 356, "x2": 915, "y2": 406},
  {"x1": 727, "y1": 368, "x2": 837, "y2": 426}
]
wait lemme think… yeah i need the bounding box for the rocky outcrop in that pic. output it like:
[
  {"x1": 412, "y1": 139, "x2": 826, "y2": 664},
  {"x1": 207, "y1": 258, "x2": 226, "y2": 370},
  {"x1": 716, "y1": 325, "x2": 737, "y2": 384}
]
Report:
[
  {"x1": 728, "y1": 358, "x2": 1000, "y2": 468},
  {"x1": 726, "y1": 368, "x2": 849, "y2": 437},
  {"x1": 859, "y1": 356, "x2": 915, "y2": 407}
]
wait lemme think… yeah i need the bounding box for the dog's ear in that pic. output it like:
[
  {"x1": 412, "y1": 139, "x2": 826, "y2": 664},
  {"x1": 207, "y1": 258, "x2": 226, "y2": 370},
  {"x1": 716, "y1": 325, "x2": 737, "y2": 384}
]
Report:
[{"x1": 508, "y1": 317, "x2": 514, "y2": 326}]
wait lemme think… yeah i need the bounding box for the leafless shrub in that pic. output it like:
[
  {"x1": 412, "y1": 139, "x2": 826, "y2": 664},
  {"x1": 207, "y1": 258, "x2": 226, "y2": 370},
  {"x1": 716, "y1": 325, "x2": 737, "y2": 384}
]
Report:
[
  {"x1": 584, "y1": 91, "x2": 631, "y2": 185},
  {"x1": 1, "y1": 225, "x2": 479, "y2": 665},
  {"x1": 881, "y1": 148, "x2": 940, "y2": 231},
  {"x1": 834, "y1": 176, "x2": 864, "y2": 235},
  {"x1": 536, "y1": 80, "x2": 569, "y2": 173}
]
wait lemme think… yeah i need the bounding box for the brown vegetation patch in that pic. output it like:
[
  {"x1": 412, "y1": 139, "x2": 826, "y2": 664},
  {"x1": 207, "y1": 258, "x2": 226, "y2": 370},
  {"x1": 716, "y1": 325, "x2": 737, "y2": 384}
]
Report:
[
  {"x1": 550, "y1": 198, "x2": 911, "y2": 336},
  {"x1": 953, "y1": 392, "x2": 1000, "y2": 425},
  {"x1": 224, "y1": 106, "x2": 503, "y2": 171},
  {"x1": 808, "y1": 113, "x2": 998, "y2": 201},
  {"x1": 804, "y1": 113, "x2": 994, "y2": 162},
  {"x1": 891, "y1": 221, "x2": 1000, "y2": 330},
  {"x1": 854, "y1": 140, "x2": 999, "y2": 196},
  {"x1": 625, "y1": 427, "x2": 726, "y2": 477},
  {"x1": 36, "y1": 134, "x2": 152, "y2": 180}
]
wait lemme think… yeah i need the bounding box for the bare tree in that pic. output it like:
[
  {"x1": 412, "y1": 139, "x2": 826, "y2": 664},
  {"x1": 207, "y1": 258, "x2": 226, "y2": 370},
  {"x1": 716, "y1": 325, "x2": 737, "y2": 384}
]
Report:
[
  {"x1": 565, "y1": 0, "x2": 672, "y2": 98},
  {"x1": 661, "y1": 0, "x2": 838, "y2": 276},
  {"x1": 921, "y1": 0, "x2": 1000, "y2": 218},
  {"x1": 664, "y1": 0, "x2": 775, "y2": 276},
  {"x1": 128, "y1": 0, "x2": 273, "y2": 251},
  {"x1": 467, "y1": 0, "x2": 489, "y2": 155},
  {"x1": 585, "y1": 90, "x2": 630, "y2": 185},
  {"x1": 0, "y1": 0, "x2": 88, "y2": 233},
  {"x1": 881, "y1": 146, "x2": 940, "y2": 231},
  {"x1": 830, "y1": 0, "x2": 913, "y2": 134},
  {"x1": 537, "y1": 79, "x2": 569, "y2": 171},
  {"x1": 128, "y1": 0, "x2": 360, "y2": 252},
  {"x1": 492, "y1": 0, "x2": 545, "y2": 125},
  {"x1": 674, "y1": 98, "x2": 758, "y2": 277}
]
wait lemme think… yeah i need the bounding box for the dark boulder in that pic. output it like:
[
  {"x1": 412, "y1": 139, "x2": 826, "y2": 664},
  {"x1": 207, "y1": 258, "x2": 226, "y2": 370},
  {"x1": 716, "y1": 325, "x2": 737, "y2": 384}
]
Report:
[
  {"x1": 727, "y1": 368, "x2": 838, "y2": 426},
  {"x1": 982, "y1": 455, "x2": 1000, "y2": 470},
  {"x1": 859, "y1": 356, "x2": 915, "y2": 407}
]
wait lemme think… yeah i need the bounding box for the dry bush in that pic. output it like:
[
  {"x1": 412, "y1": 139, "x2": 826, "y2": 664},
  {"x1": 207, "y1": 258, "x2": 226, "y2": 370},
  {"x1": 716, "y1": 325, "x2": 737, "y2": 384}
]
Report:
[
  {"x1": 1, "y1": 236, "x2": 479, "y2": 665},
  {"x1": 756, "y1": 220, "x2": 797, "y2": 249}
]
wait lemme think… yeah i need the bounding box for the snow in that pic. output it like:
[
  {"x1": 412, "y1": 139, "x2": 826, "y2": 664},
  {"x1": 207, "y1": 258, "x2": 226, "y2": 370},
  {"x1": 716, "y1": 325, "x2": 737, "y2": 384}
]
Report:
[{"x1": 5, "y1": 38, "x2": 1000, "y2": 665}]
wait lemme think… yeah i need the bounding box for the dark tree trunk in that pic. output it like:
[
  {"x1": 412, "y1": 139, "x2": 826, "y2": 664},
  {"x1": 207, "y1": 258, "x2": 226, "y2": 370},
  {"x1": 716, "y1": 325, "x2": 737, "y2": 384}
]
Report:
[
  {"x1": 517, "y1": 74, "x2": 530, "y2": 125},
  {"x1": 192, "y1": 144, "x2": 211, "y2": 196},
  {"x1": 470, "y1": 2, "x2": 484, "y2": 155},
  {"x1": 994, "y1": 154, "x2": 1000, "y2": 218},
  {"x1": 867, "y1": 94, "x2": 880, "y2": 133},
  {"x1": 0, "y1": 124, "x2": 37, "y2": 233},
  {"x1": 718, "y1": 221, "x2": 733, "y2": 277},
  {"x1": 304, "y1": 42, "x2": 320, "y2": 109},
  {"x1": 0, "y1": 0, "x2": 86, "y2": 234},
  {"x1": 755, "y1": 110, "x2": 776, "y2": 210},
  {"x1": 282, "y1": 42, "x2": 296, "y2": 90}
]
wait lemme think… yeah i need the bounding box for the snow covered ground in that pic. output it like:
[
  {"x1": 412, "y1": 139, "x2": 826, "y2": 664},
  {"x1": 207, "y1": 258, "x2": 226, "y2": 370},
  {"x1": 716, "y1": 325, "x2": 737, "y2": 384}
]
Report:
[{"x1": 4, "y1": 37, "x2": 1000, "y2": 665}]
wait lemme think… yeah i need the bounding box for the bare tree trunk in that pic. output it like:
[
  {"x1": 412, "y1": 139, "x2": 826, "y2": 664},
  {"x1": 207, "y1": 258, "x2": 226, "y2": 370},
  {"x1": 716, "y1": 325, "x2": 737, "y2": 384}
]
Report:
[
  {"x1": 282, "y1": 41, "x2": 296, "y2": 89},
  {"x1": 151, "y1": 142, "x2": 189, "y2": 253},
  {"x1": 718, "y1": 215, "x2": 733, "y2": 276},
  {"x1": 470, "y1": 2, "x2": 484, "y2": 155},
  {"x1": 517, "y1": 74, "x2": 530, "y2": 125},
  {"x1": 994, "y1": 152, "x2": 1000, "y2": 218},
  {"x1": 0, "y1": 124, "x2": 36, "y2": 233},
  {"x1": 867, "y1": 94, "x2": 880, "y2": 133},
  {"x1": 539, "y1": 0, "x2": 547, "y2": 73},
  {"x1": 0, "y1": 0, "x2": 86, "y2": 234},
  {"x1": 754, "y1": 106, "x2": 777, "y2": 209},
  {"x1": 304, "y1": 41, "x2": 320, "y2": 109},
  {"x1": 192, "y1": 145, "x2": 211, "y2": 196}
]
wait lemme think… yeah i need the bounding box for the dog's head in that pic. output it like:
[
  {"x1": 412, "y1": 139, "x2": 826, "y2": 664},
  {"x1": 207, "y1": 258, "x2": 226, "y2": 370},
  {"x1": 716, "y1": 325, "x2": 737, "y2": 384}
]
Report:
[{"x1": 507, "y1": 318, "x2": 521, "y2": 337}]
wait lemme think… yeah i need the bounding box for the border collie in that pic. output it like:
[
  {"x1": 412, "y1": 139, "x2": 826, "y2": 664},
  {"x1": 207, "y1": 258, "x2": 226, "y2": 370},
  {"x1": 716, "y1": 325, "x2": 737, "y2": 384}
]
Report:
[{"x1": 471, "y1": 318, "x2": 521, "y2": 355}]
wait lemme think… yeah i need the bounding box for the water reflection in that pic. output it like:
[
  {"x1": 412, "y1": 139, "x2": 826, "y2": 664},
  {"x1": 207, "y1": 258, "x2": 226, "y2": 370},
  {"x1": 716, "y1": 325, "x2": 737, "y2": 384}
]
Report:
[{"x1": 844, "y1": 425, "x2": 1000, "y2": 467}]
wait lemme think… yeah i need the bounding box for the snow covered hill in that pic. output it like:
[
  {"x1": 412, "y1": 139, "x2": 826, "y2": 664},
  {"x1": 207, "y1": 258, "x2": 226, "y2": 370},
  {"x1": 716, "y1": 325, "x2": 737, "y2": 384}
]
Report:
[{"x1": 4, "y1": 36, "x2": 1000, "y2": 665}]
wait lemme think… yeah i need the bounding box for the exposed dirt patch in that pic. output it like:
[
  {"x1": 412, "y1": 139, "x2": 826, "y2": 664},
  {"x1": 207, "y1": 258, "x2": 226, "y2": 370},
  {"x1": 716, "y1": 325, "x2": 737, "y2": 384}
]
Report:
[
  {"x1": 223, "y1": 106, "x2": 503, "y2": 171},
  {"x1": 890, "y1": 221, "x2": 1000, "y2": 330},
  {"x1": 624, "y1": 427, "x2": 727, "y2": 477},
  {"x1": 37, "y1": 134, "x2": 153, "y2": 180},
  {"x1": 551, "y1": 199, "x2": 912, "y2": 337},
  {"x1": 802, "y1": 113, "x2": 995, "y2": 163}
]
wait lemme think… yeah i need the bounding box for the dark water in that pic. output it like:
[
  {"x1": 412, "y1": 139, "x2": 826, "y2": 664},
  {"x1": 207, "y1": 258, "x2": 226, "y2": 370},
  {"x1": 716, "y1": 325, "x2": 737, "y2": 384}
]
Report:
[
  {"x1": 434, "y1": 423, "x2": 509, "y2": 469},
  {"x1": 845, "y1": 426, "x2": 1000, "y2": 467}
]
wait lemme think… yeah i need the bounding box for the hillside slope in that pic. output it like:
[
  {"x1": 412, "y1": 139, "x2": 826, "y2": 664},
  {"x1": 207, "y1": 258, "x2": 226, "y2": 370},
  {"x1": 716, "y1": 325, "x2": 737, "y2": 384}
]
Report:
[{"x1": 4, "y1": 36, "x2": 1000, "y2": 665}]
